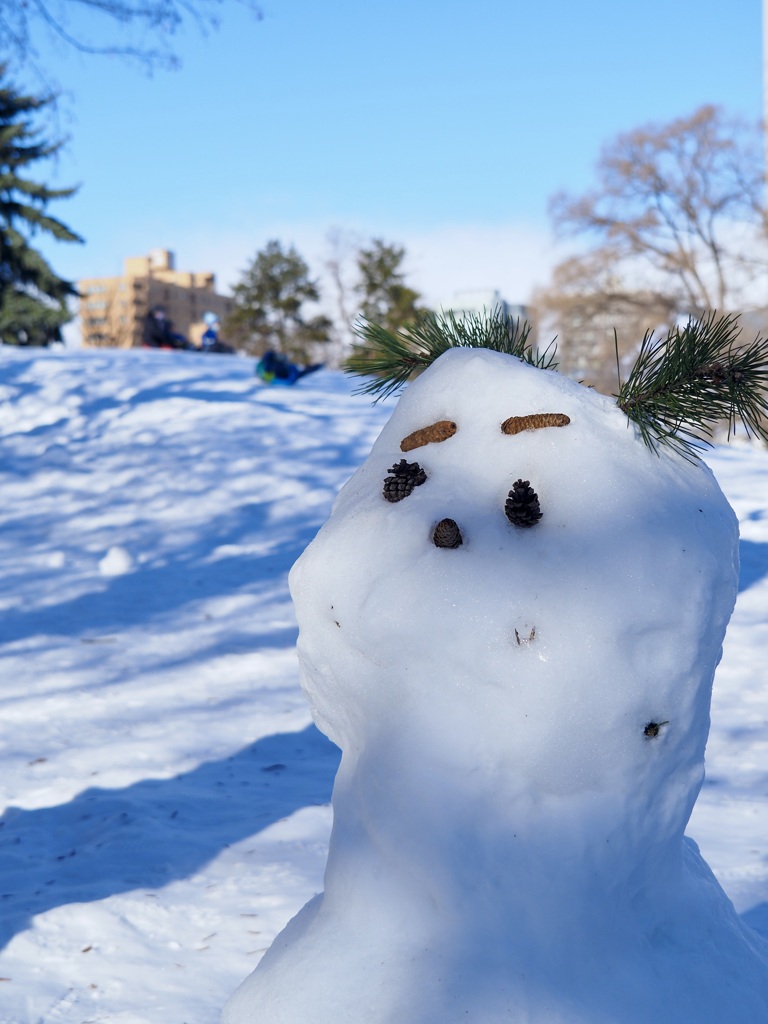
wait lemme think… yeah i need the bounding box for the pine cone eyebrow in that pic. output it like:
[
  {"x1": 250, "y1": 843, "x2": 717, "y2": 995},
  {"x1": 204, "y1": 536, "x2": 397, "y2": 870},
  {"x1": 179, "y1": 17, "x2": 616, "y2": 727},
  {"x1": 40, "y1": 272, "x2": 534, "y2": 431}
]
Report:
[
  {"x1": 400, "y1": 420, "x2": 457, "y2": 452},
  {"x1": 500, "y1": 413, "x2": 570, "y2": 435}
]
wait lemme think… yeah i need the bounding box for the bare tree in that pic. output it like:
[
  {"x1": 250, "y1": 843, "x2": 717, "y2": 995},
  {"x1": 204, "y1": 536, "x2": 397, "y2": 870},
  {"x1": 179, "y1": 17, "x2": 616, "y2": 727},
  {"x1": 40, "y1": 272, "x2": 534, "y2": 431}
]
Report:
[
  {"x1": 323, "y1": 226, "x2": 361, "y2": 359},
  {"x1": 539, "y1": 105, "x2": 768, "y2": 389},
  {"x1": 1, "y1": 0, "x2": 262, "y2": 73},
  {"x1": 531, "y1": 254, "x2": 679, "y2": 393},
  {"x1": 550, "y1": 105, "x2": 767, "y2": 313}
]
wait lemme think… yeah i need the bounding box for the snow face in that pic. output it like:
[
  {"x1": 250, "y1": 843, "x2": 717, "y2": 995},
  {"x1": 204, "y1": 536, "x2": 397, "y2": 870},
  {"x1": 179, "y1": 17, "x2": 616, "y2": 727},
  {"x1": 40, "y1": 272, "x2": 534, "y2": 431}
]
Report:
[{"x1": 224, "y1": 348, "x2": 768, "y2": 1023}]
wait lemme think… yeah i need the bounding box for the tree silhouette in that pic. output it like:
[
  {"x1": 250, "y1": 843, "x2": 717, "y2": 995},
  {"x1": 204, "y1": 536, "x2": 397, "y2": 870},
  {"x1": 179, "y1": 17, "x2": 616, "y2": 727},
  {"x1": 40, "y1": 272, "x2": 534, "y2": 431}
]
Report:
[{"x1": 0, "y1": 65, "x2": 82, "y2": 346}]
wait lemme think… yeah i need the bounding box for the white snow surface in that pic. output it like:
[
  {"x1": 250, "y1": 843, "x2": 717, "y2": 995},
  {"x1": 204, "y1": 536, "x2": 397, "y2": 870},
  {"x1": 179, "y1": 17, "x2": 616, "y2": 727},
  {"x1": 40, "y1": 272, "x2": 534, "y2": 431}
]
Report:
[{"x1": 0, "y1": 346, "x2": 767, "y2": 1022}]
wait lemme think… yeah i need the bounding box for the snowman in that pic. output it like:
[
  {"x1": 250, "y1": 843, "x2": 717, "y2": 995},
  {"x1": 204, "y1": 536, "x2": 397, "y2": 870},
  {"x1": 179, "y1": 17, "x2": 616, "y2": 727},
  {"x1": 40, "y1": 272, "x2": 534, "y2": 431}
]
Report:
[{"x1": 224, "y1": 335, "x2": 768, "y2": 1023}]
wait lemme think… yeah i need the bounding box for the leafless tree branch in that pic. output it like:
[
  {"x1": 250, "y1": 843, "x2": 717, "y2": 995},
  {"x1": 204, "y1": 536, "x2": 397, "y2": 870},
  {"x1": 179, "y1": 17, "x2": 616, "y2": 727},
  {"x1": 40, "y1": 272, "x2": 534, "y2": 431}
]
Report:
[
  {"x1": 549, "y1": 105, "x2": 767, "y2": 314},
  {"x1": 0, "y1": 0, "x2": 262, "y2": 73}
]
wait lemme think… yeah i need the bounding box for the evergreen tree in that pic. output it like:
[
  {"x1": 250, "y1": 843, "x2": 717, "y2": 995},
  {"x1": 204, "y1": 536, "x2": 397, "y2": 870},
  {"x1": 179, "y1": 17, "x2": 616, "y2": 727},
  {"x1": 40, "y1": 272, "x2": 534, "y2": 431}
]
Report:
[
  {"x1": 227, "y1": 239, "x2": 332, "y2": 361},
  {"x1": 355, "y1": 238, "x2": 428, "y2": 334},
  {"x1": 0, "y1": 66, "x2": 82, "y2": 346}
]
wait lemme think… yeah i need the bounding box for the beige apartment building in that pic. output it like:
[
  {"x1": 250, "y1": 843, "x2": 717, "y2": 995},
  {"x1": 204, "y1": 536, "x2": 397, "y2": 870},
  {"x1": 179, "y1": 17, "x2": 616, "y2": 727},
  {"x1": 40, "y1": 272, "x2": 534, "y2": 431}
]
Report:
[{"x1": 78, "y1": 248, "x2": 234, "y2": 349}]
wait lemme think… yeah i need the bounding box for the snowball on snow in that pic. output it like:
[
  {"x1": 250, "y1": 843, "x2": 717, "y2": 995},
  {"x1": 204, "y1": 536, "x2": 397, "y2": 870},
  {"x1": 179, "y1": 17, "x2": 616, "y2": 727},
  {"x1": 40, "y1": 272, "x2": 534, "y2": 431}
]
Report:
[
  {"x1": 224, "y1": 348, "x2": 768, "y2": 1024},
  {"x1": 98, "y1": 545, "x2": 134, "y2": 577}
]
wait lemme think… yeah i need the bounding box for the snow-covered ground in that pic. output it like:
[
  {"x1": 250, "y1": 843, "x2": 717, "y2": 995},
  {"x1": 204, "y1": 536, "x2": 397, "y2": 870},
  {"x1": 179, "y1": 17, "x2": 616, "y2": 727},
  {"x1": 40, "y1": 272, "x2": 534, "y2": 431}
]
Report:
[{"x1": 0, "y1": 347, "x2": 766, "y2": 1023}]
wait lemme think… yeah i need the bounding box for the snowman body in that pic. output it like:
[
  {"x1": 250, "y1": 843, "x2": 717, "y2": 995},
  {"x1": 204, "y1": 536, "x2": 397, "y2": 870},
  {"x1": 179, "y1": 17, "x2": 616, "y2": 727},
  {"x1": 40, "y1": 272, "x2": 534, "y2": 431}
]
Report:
[{"x1": 224, "y1": 349, "x2": 768, "y2": 1023}]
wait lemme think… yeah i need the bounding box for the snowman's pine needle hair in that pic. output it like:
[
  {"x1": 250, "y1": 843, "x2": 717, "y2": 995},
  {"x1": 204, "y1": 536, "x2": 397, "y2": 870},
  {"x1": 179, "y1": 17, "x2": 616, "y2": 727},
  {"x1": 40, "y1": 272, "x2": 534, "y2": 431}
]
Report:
[
  {"x1": 615, "y1": 312, "x2": 768, "y2": 461},
  {"x1": 346, "y1": 307, "x2": 768, "y2": 462},
  {"x1": 345, "y1": 307, "x2": 558, "y2": 401}
]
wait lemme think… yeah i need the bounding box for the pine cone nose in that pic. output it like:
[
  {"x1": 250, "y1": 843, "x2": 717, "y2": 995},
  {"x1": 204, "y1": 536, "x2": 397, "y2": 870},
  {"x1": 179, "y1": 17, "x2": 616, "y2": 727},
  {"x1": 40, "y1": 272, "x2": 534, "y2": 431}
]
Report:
[{"x1": 433, "y1": 518, "x2": 463, "y2": 549}]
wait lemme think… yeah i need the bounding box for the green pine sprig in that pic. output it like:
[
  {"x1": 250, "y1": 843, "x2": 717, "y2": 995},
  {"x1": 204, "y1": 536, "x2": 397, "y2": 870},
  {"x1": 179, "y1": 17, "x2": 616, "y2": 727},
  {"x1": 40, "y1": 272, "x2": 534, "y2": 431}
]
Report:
[
  {"x1": 344, "y1": 308, "x2": 558, "y2": 401},
  {"x1": 615, "y1": 312, "x2": 768, "y2": 460}
]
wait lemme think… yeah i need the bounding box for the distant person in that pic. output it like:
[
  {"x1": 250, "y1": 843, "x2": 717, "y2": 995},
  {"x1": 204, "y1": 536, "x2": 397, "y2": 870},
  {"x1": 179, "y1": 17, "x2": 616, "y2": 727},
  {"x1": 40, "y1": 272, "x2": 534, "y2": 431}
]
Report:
[
  {"x1": 142, "y1": 306, "x2": 175, "y2": 349},
  {"x1": 256, "y1": 349, "x2": 323, "y2": 385},
  {"x1": 201, "y1": 311, "x2": 234, "y2": 354},
  {"x1": 201, "y1": 311, "x2": 220, "y2": 351},
  {"x1": 166, "y1": 319, "x2": 193, "y2": 350}
]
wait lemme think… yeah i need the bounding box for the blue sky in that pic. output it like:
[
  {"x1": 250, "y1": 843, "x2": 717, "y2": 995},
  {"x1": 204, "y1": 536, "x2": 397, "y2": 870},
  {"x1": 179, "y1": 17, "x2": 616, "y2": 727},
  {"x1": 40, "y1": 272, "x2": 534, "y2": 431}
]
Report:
[{"x1": 17, "y1": 0, "x2": 765, "y2": 312}]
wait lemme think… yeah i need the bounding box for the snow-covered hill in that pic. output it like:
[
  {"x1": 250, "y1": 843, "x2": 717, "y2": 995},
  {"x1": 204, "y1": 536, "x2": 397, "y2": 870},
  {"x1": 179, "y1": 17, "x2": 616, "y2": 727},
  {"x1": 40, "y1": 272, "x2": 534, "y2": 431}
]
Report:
[{"x1": 0, "y1": 347, "x2": 767, "y2": 1023}]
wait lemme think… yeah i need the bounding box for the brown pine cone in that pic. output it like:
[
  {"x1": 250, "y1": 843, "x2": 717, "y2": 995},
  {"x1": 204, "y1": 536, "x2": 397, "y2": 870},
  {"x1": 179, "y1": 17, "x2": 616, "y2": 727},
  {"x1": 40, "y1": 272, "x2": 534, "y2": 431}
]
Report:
[
  {"x1": 433, "y1": 518, "x2": 463, "y2": 548},
  {"x1": 383, "y1": 460, "x2": 427, "y2": 503}
]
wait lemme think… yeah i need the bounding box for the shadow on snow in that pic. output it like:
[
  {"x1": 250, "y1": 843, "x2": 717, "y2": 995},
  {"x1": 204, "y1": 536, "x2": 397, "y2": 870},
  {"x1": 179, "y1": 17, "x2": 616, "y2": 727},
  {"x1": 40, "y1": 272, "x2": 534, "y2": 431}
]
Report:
[
  {"x1": 0, "y1": 495, "x2": 311, "y2": 649},
  {"x1": 738, "y1": 539, "x2": 768, "y2": 593},
  {"x1": 742, "y1": 903, "x2": 768, "y2": 942},
  {"x1": 0, "y1": 724, "x2": 340, "y2": 951}
]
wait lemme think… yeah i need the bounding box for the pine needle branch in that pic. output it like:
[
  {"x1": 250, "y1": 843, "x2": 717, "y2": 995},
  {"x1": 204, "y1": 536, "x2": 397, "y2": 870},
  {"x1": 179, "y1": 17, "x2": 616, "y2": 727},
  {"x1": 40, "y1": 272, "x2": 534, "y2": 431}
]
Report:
[
  {"x1": 615, "y1": 312, "x2": 768, "y2": 460},
  {"x1": 344, "y1": 307, "x2": 558, "y2": 401}
]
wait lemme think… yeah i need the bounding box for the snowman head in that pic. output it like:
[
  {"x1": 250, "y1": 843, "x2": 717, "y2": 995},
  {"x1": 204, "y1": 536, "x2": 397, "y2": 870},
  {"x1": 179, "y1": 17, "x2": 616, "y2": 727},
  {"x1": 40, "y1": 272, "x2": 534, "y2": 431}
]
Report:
[{"x1": 289, "y1": 346, "x2": 738, "y2": 814}]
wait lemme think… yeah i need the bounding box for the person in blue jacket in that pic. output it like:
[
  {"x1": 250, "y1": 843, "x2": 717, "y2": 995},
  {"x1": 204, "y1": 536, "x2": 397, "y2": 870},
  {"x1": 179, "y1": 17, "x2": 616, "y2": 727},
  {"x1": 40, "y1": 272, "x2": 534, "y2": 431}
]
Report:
[
  {"x1": 201, "y1": 312, "x2": 234, "y2": 354},
  {"x1": 256, "y1": 349, "x2": 323, "y2": 385}
]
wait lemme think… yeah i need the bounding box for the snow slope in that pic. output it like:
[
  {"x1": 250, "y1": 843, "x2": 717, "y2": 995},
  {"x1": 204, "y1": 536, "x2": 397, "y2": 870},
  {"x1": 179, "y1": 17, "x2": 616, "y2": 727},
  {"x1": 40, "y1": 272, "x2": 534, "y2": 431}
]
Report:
[{"x1": 0, "y1": 347, "x2": 767, "y2": 1023}]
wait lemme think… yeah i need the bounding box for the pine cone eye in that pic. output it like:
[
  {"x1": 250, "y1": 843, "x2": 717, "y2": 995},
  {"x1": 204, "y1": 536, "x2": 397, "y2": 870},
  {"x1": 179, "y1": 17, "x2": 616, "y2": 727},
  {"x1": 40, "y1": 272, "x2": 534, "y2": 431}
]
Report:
[
  {"x1": 505, "y1": 479, "x2": 542, "y2": 528},
  {"x1": 383, "y1": 460, "x2": 427, "y2": 503}
]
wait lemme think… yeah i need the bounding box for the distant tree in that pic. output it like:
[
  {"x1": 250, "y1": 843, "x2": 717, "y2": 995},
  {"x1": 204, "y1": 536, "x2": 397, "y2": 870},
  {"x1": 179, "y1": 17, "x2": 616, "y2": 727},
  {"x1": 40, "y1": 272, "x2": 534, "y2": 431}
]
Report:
[
  {"x1": 530, "y1": 254, "x2": 679, "y2": 392},
  {"x1": 227, "y1": 239, "x2": 332, "y2": 362},
  {"x1": 323, "y1": 227, "x2": 359, "y2": 344},
  {"x1": 548, "y1": 105, "x2": 766, "y2": 316},
  {"x1": 355, "y1": 238, "x2": 429, "y2": 334},
  {"x1": 538, "y1": 105, "x2": 767, "y2": 389},
  {"x1": 1, "y1": 0, "x2": 262, "y2": 74},
  {"x1": 0, "y1": 66, "x2": 82, "y2": 346}
]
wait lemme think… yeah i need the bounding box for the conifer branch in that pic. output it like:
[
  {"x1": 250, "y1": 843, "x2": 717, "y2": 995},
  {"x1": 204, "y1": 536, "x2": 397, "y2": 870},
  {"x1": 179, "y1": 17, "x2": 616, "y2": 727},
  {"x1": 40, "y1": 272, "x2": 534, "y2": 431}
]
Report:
[
  {"x1": 615, "y1": 313, "x2": 768, "y2": 460},
  {"x1": 344, "y1": 308, "x2": 558, "y2": 401}
]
